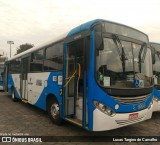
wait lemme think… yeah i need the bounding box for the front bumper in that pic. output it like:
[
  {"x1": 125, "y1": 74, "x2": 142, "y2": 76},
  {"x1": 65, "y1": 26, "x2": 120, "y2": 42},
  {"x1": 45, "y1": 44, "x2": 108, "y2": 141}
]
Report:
[
  {"x1": 152, "y1": 100, "x2": 160, "y2": 112},
  {"x1": 93, "y1": 105, "x2": 153, "y2": 131}
]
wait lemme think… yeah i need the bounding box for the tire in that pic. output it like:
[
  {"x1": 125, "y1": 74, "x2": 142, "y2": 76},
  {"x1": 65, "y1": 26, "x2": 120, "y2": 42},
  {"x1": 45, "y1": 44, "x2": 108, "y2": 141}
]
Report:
[
  {"x1": 11, "y1": 87, "x2": 18, "y2": 102},
  {"x1": 47, "y1": 98, "x2": 62, "y2": 125}
]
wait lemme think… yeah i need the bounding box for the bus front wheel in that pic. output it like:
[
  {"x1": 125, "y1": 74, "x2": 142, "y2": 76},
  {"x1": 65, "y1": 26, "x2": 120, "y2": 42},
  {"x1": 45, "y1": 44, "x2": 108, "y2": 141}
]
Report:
[{"x1": 47, "y1": 98, "x2": 62, "y2": 125}]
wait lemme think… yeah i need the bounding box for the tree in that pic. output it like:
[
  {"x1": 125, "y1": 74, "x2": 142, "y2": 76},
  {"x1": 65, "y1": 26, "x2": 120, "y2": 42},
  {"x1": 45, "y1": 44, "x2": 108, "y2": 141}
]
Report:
[{"x1": 16, "y1": 43, "x2": 34, "y2": 55}]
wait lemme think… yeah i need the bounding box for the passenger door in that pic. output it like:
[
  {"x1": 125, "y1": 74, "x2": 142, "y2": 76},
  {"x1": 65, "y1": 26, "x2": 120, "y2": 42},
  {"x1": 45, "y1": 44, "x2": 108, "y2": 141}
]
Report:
[
  {"x1": 4, "y1": 65, "x2": 8, "y2": 92},
  {"x1": 63, "y1": 36, "x2": 89, "y2": 127},
  {"x1": 21, "y1": 57, "x2": 29, "y2": 100}
]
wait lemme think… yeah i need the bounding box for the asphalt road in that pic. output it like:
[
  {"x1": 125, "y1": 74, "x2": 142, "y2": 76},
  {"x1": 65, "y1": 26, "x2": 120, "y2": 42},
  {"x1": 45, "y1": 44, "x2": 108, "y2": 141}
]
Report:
[{"x1": 0, "y1": 92, "x2": 160, "y2": 145}]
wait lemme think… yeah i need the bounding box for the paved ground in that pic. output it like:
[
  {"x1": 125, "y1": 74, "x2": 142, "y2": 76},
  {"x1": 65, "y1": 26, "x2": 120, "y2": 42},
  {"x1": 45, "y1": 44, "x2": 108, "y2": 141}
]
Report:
[{"x1": 0, "y1": 91, "x2": 160, "y2": 145}]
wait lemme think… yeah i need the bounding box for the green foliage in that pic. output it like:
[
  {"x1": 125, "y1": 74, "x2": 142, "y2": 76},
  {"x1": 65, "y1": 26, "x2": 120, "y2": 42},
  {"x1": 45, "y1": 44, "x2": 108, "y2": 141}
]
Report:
[{"x1": 16, "y1": 43, "x2": 34, "y2": 55}]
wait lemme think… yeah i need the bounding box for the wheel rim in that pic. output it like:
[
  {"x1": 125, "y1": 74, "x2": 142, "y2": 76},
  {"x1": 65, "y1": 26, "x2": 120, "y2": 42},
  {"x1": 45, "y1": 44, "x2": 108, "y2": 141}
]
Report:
[{"x1": 50, "y1": 103, "x2": 59, "y2": 119}]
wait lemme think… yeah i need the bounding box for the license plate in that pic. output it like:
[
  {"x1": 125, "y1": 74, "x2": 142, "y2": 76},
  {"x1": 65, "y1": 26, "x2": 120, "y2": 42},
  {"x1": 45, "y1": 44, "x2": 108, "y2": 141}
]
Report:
[{"x1": 129, "y1": 113, "x2": 138, "y2": 119}]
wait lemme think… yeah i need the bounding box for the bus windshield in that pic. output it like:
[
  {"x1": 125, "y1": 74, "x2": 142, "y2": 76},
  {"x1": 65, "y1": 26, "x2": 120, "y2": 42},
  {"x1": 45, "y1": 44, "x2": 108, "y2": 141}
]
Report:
[
  {"x1": 96, "y1": 22, "x2": 153, "y2": 89},
  {"x1": 151, "y1": 43, "x2": 160, "y2": 85}
]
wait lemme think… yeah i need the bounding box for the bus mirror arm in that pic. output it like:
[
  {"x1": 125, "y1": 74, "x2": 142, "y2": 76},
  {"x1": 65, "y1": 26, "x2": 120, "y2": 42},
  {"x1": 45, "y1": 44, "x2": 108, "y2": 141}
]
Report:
[
  {"x1": 95, "y1": 32, "x2": 104, "y2": 50},
  {"x1": 95, "y1": 22, "x2": 104, "y2": 50}
]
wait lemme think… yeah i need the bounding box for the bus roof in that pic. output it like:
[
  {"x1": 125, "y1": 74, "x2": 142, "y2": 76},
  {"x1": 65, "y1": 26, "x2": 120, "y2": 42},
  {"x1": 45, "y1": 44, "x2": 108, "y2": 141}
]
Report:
[
  {"x1": 67, "y1": 19, "x2": 148, "y2": 38},
  {"x1": 8, "y1": 19, "x2": 148, "y2": 61},
  {"x1": 150, "y1": 42, "x2": 160, "y2": 45},
  {"x1": 8, "y1": 32, "x2": 68, "y2": 61}
]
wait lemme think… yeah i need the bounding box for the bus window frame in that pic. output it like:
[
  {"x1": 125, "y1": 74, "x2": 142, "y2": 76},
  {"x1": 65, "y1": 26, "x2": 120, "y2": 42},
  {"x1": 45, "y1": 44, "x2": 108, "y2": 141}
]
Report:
[
  {"x1": 44, "y1": 42, "x2": 63, "y2": 72},
  {"x1": 30, "y1": 48, "x2": 44, "y2": 72},
  {"x1": 94, "y1": 32, "x2": 153, "y2": 97}
]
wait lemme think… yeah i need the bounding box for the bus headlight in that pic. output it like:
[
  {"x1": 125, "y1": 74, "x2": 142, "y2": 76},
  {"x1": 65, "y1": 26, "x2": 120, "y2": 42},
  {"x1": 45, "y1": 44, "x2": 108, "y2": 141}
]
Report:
[
  {"x1": 153, "y1": 96, "x2": 159, "y2": 102},
  {"x1": 94, "y1": 101, "x2": 116, "y2": 117},
  {"x1": 115, "y1": 104, "x2": 119, "y2": 110}
]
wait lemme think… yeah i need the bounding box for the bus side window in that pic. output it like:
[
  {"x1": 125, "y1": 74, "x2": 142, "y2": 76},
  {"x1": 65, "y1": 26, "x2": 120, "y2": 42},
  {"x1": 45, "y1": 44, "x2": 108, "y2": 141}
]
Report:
[
  {"x1": 44, "y1": 43, "x2": 63, "y2": 71},
  {"x1": 30, "y1": 49, "x2": 44, "y2": 72}
]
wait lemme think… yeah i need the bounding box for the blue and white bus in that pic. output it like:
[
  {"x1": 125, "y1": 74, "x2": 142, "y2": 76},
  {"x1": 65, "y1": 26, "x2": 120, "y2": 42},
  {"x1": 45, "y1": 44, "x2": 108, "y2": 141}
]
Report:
[
  {"x1": 0, "y1": 56, "x2": 7, "y2": 91},
  {"x1": 0, "y1": 62, "x2": 4, "y2": 90},
  {"x1": 150, "y1": 42, "x2": 160, "y2": 112},
  {"x1": 4, "y1": 19, "x2": 154, "y2": 131}
]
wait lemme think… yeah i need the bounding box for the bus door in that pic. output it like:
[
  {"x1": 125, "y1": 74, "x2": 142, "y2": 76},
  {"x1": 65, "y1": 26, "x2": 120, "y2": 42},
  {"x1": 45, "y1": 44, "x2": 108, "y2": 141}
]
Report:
[
  {"x1": 21, "y1": 57, "x2": 29, "y2": 101},
  {"x1": 63, "y1": 37, "x2": 89, "y2": 127},
  {"x1": 4, "y1": 64, "x2": 8, "y2": 92}
]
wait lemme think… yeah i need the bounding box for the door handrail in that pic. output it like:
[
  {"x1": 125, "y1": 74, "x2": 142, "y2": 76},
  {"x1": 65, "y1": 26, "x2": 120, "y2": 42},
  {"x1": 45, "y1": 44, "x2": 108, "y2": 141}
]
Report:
[{"x1": 63, "y1": 70, "x2": 77, "y2": 87}]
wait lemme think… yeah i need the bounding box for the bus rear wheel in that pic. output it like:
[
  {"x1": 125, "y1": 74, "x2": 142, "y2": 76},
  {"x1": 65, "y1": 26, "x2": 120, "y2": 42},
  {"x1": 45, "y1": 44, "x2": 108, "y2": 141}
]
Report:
[
  {"x1": 47, "y1": 99, "x2": 62, "y2": 125},
  {"x1": 11, "y1": 87, "x2": 18, "y2": 102}
]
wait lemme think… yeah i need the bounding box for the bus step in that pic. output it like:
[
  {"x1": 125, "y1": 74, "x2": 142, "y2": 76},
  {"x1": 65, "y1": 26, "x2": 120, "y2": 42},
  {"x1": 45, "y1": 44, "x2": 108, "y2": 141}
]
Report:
[
  {"x1": 3, "y1": 92, "x2": 9, "y2": 96},
  {"x1": 22, "y1": 99, "x2": 28, "y2": 103},
  {"x1": 65, "y1": 118, "x2": 82, "y2": 127}
]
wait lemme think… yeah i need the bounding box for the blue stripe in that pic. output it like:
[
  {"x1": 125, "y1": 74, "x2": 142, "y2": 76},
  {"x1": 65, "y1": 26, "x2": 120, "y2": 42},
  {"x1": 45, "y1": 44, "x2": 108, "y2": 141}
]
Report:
[
  {"x1": 153, "y1": 87, "x2": 160, "y2": 99},
  {"x1": 34, "y1": 72, "x2": 63, "y2": 111},
  {"x1": 88, "y1": 31, "x2": 95, "y2": 131},
  {"x1": 67, "y1": 19, "x2": 101, "y2": 37},
  {"x1": 7, "y1": 74, "x2": 21, "y2": 99}
]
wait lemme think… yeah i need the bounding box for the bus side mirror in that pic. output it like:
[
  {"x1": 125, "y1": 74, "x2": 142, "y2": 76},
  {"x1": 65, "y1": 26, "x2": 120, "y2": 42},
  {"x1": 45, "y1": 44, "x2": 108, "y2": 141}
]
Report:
[
  {"x1": 150, "y1": 47, "x2": 155, "y2": 64},
  {"x1": 95, "y1": 32, "x2": 104, "y2": 50}
]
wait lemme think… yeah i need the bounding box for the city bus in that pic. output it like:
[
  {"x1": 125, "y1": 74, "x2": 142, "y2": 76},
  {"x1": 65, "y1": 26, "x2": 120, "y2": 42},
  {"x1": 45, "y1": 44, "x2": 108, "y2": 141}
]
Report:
[
  {"x1": 4, "y1": 19, "x2": 154, "y2": 131},
  {"x1": 0, "y1": 56, "x2": 7, "y2": 91},
  {"x1": 0, "y1": 62, "x2": 4, "y2": 90},
  {"x1": 150, "y1": 42, "x2": 160, "y2": 112}
]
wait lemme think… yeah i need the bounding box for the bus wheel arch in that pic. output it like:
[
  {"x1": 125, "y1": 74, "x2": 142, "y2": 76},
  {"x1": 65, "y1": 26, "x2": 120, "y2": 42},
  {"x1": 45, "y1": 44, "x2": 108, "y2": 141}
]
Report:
[{"x1": 46, "y1": 94, "x2": 62, "y2": 125}]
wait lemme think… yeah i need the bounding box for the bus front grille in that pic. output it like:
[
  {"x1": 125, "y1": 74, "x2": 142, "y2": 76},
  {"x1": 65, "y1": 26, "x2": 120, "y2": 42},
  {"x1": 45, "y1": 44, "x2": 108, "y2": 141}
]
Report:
[
  {"x1": 112, "y1": 95, "x2": 149, "y2": 104},
  {"x1": 115, "y1": 115, "x2": 145, "y2": 126}
]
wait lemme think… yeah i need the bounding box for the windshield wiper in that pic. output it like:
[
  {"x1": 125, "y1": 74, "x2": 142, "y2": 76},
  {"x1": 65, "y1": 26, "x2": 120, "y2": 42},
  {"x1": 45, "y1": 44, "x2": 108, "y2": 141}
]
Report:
[
  {"x1": 112, "y1": 34, "x2": 128, "y2": 72},
  {"x1": 138, "y1": 43, "x2": 147, "y2": 72}
]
